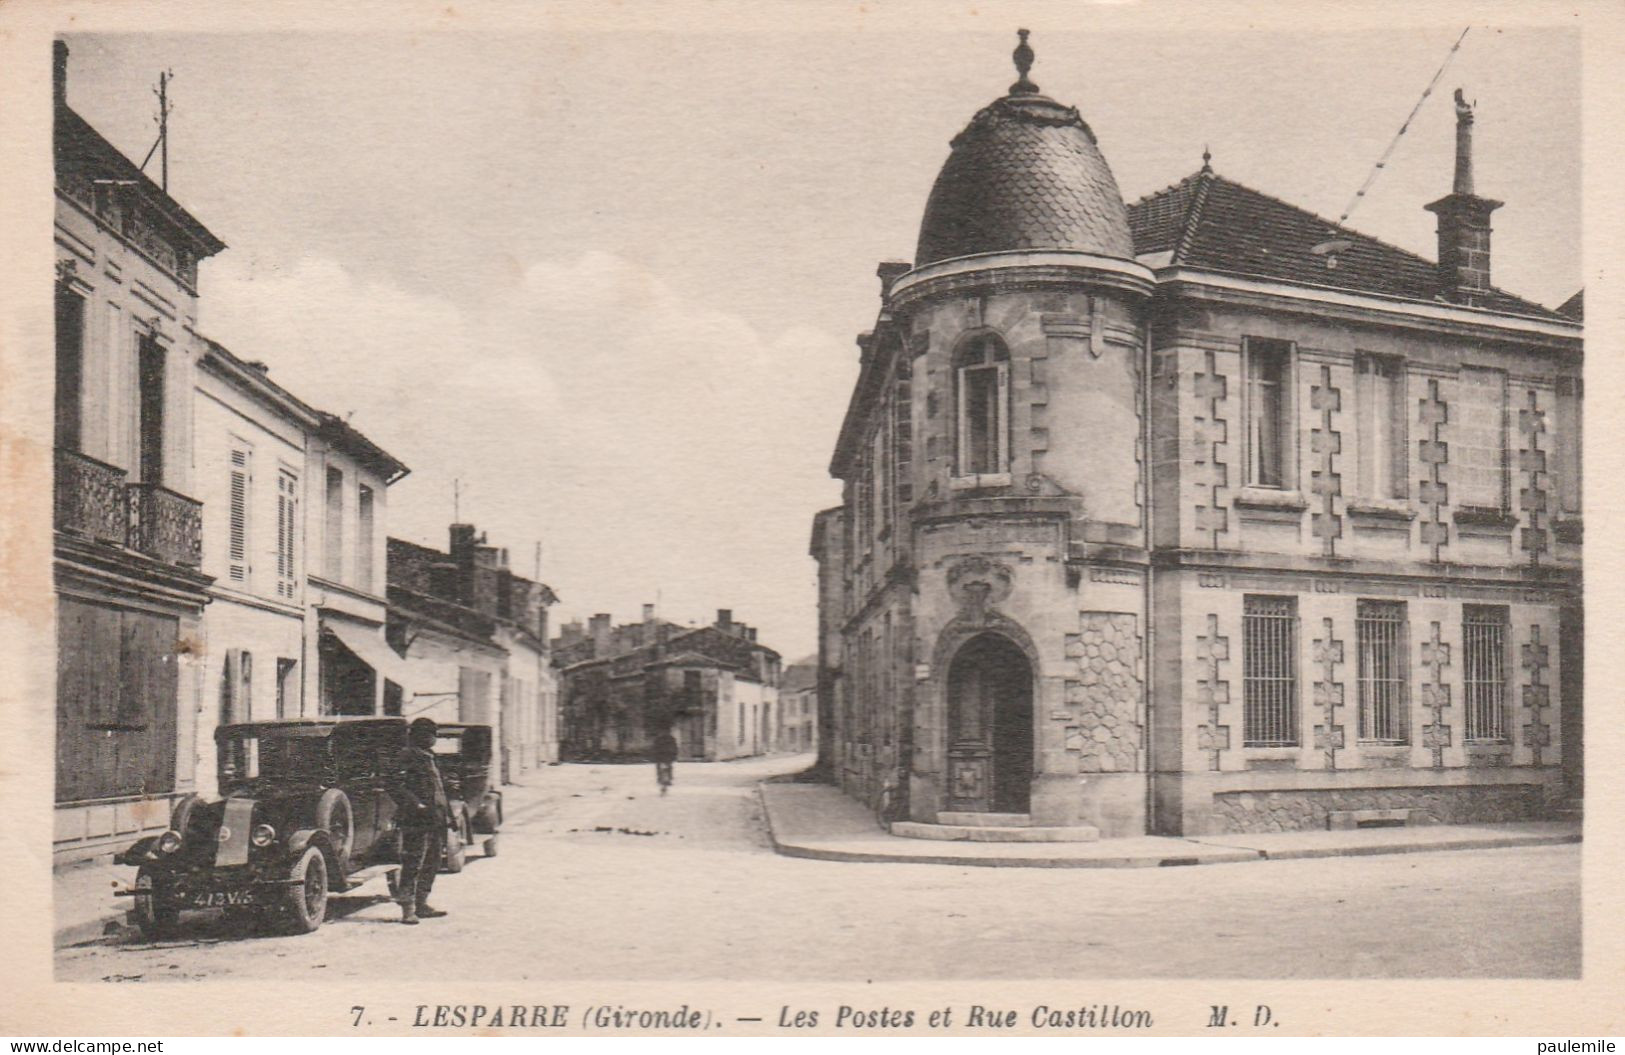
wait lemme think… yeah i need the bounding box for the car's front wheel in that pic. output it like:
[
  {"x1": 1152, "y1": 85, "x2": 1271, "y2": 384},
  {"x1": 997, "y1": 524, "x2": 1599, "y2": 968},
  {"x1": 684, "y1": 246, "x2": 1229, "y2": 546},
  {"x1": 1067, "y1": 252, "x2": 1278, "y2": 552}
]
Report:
[
  {"x1": 280, "y1": 846, "x2": 329, "y2": 934},
  {"x1": 131, "y1": 866, "x2": 179, "y2": 941}
]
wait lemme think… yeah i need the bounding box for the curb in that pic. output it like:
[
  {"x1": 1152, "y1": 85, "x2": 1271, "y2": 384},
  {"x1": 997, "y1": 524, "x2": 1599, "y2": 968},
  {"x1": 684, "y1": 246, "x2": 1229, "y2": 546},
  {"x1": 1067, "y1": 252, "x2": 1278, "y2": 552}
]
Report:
[{"x1": 757, "y1": 783, "x2": 1582, "y2": 870}]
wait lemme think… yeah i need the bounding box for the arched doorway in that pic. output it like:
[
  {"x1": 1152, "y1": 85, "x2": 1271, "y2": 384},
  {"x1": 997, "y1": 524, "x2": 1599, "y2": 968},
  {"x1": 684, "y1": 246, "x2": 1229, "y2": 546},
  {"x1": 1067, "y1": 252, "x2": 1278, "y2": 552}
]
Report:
[{"x1": 945, "y1": 633, "x2": 1034, "y2": 813}]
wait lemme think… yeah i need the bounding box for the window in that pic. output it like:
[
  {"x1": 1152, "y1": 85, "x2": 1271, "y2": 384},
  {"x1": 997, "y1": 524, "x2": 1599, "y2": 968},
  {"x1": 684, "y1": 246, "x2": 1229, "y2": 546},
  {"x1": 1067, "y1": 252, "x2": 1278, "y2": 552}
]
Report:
[
  {"x1": 276, "y1": 658, "x2": 299, "y2": 719},
  {"x1": 276, "y1": 469, "x2": 298, "y2": 598},
  {"x1": 324, "y1": 466, "x2": 344, "y2": 579},
  {"x1": 356, "y1": 483, "x2": 375, "y2": 592},
  {"x1": 738, "y1": 701, "x2": 745, "y2": 744},
  {"x1": 1356, "y1": 600, "x2": 1408, "y2": 742},
  {"x1": 873, "y1": 423, "x2": 889, "y2": 535},
  {"x1": 136, "y1": 335, "x2": 166, "y2": 485},
  {"x1": 54, "y1": 283, "x2": 85, "y2": 451},
  {"x1": 1555, "y1": 377, "x2": 1582, "y2": 516},
  {"x1": 1456, "y1": 366, "x2": 1509, "y2": 511},
  {"x1": 1356, "y1": 355, "x2": 1408, "y2": 500},
  {"x1": 1463, "y1": 605, "x2": 1508, "y2": 741},
  {"x1": 955, "y1": 334, "x2": 1010, "y2": 477},
  {"x1": 227, "y1": 446, "x2": 252, "y2": 583},
  {"x1": 1243, "y1": 595, "x2": 1298, "y2": 746},
  {"x1": 1244, "y1": 338, "x2": 1293, "y2": 488}
]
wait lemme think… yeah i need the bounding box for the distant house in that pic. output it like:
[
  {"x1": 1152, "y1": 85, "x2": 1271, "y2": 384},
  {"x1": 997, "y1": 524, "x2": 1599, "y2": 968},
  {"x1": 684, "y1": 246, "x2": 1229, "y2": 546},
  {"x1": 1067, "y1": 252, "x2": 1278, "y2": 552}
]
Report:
[
  {"x1": 778, "y1": 660, "x2": 819, "y2": 753},
  {"x1": 554, "y1": 609, "x2": 782, "y2": 761},
  {"x1": 386, "y1": 525, "x2": 559, "y2": 783}
]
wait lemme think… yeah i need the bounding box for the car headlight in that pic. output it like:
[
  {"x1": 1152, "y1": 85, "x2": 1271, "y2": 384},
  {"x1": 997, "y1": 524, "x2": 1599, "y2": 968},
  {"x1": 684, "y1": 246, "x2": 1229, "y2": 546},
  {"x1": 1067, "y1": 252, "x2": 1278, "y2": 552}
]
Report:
[
  {"x1": 156, "y1": 830, "x2": 183, "y2": 854},
  {"x1": 250, "y1": 823, "x2": 276, "y2": 848}
]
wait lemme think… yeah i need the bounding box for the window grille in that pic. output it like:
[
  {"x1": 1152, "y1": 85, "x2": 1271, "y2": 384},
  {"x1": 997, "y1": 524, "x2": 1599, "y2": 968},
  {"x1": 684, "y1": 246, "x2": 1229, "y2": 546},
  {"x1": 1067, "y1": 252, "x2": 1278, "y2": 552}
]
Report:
[
  {"x1": 1463, "y1": 605, "x2": 1508, "y2": 741},
  {"x1": 1243, "y1": 595, "x2": 1299, "y2": 746},
  {"x1": 1356, "y1": 600, "x2": 1408, "y2": 742}
]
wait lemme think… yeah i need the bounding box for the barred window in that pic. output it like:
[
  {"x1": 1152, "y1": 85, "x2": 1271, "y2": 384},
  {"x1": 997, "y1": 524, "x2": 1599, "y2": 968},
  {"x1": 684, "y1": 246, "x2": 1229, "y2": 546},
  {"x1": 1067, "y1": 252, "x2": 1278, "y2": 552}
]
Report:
[
  {"x1": 1463, "y1": 605, "x2": 1509, "y2": 741},
  {"x1": 1243, "y1": 595, "x2": 1299, "y2": 746},
  {"x1": 1356, "y1": 600, "x2": 1408, "y2": 742}
]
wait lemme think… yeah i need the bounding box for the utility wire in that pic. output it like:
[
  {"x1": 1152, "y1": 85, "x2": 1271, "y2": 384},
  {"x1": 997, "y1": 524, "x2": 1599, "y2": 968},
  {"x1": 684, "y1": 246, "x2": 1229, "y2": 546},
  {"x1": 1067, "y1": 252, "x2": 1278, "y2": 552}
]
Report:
[{"x1": 1337, "y1": 26, "x2": 1470, "y2": 226}]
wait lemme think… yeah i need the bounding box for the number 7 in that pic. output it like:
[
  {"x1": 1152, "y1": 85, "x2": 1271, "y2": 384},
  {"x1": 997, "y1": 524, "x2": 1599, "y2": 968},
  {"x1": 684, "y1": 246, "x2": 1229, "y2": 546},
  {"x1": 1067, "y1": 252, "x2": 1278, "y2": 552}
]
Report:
[{"x1": 352, "y1": 1006, "x2": 365, "y2": 1028}]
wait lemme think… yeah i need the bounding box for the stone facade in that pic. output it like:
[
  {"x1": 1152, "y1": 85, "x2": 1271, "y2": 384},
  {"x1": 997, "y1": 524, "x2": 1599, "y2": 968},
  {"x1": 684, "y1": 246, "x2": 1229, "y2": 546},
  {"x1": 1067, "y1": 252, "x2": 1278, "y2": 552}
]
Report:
[{"x1": 815, "y1": 36, "x2": 1581, "y2": 838}]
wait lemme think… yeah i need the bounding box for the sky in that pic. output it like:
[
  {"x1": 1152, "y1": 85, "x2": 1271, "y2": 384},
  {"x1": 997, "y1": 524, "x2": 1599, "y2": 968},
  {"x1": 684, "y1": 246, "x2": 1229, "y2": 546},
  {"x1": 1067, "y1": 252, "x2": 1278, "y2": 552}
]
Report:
[{"x1": 59, "y1": 19, "x2": 1580, "y2": 659}]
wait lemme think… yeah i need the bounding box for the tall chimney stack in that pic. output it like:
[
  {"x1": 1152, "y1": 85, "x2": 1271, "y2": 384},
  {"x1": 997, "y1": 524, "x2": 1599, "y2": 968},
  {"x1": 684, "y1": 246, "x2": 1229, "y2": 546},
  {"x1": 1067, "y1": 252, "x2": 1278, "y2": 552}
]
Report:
[
  {"x1": 53, "y1": 40, "x2": 68, "y2": 107},
  {"x1": 1424, "y1": 89, "x2": 1502, "y2": 306}
]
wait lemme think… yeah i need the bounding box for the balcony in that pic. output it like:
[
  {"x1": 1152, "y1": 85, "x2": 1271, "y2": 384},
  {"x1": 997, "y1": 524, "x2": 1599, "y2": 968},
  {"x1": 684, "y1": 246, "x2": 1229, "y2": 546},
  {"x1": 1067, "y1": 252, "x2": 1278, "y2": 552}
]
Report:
[
  {"x1": 55, "y1": 448, "x2": 203, "y2": 570},
  {"x1": 128, "y1": 483, "x2": 203, "y2": 568},
  {"x1": 54, "y1": 448, "x2": 128, "y2": 546}
]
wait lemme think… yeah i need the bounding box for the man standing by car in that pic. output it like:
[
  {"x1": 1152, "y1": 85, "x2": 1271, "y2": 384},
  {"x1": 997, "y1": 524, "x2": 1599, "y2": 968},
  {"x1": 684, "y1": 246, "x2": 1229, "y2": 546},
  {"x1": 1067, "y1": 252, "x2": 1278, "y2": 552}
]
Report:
[{"x1": 392, "y1": 717, "x2": 451, "y2": 924}]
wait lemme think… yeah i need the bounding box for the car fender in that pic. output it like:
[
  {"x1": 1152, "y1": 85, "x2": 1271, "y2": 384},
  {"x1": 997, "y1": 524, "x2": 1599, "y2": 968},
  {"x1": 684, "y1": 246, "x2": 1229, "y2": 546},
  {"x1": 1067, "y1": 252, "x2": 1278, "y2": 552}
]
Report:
[
  {"x1": 287, "y1": 829, "x2": 343, "y2": 890},
  {"x1": 114, "y1": 835, "x2": 160, "y2": 866}
]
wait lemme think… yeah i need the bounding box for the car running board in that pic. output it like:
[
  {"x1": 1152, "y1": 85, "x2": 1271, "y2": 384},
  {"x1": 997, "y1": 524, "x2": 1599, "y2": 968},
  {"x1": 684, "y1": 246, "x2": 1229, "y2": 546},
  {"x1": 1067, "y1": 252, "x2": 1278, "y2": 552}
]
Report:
[{"x1": 344, "y1": 863, "x2": 401, "y2": 891}]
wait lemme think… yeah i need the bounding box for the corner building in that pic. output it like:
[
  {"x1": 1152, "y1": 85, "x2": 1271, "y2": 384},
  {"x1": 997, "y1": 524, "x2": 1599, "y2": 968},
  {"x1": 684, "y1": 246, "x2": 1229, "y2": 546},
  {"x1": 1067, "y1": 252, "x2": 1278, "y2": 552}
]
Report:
[{"x1": 819, "y1": 36, "x2": 1582, "y2": 837}]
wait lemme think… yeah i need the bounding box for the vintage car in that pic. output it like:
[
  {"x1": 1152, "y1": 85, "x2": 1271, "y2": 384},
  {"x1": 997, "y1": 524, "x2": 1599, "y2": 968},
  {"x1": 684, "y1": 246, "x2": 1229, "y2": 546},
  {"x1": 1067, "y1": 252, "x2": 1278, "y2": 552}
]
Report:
[
  {"x1": 115, "y1": 717, "x2": 412, "y2": 938},
  {"x1": 432, "y1": 722, "x2": 502, "y2": 870}
]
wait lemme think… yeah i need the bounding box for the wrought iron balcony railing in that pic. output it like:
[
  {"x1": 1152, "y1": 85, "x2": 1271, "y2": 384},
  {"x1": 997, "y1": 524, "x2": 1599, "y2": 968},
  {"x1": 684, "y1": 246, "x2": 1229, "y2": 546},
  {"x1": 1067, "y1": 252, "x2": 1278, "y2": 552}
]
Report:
[
  {"x1": 54, "y1": 447, "x2": 129, "y2": 546},
  {"x1": 55, "y1": 448, "x2": 204, "y2": 570},
  {"x1": 127, "y1": 482, "x2": 204, "y2": 569}
]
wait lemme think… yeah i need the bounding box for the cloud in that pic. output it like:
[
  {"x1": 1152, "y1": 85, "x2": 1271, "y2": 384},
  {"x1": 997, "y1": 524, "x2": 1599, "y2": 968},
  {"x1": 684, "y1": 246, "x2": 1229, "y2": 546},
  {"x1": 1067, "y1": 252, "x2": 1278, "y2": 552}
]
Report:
[{"x1": 200, "y1": 249, "x2": 855, "y2": 656}]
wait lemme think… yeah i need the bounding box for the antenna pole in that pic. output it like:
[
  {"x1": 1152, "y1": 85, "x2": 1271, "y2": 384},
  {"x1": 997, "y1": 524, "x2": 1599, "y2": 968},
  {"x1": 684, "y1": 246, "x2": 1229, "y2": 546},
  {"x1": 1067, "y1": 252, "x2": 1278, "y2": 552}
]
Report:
[
  {"x1": 453, "y1": 479, "x2": 461, "y2": 522},
  {"x1": 159, "y1": 70, "x2": 169, "y2": 191}
]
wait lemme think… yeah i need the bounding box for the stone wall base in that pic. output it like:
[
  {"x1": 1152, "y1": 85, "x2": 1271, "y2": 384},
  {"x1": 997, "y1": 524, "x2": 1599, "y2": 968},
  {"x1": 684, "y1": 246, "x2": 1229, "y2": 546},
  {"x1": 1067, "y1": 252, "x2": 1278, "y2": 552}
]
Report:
[{"x1": 1209, "y1": 781, "x2": 1559, "y2": 833}]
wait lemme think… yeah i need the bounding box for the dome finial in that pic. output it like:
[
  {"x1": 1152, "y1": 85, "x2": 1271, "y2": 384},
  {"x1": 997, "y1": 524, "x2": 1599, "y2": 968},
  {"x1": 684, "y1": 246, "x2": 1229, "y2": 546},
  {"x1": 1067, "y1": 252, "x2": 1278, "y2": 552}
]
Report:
[
  {"x1": 1010, "y1": 29, "x2": 1038, "y2": 94},
  {"x1": 1202, "y1": 144, "x2": 1212, "y2": 172}
]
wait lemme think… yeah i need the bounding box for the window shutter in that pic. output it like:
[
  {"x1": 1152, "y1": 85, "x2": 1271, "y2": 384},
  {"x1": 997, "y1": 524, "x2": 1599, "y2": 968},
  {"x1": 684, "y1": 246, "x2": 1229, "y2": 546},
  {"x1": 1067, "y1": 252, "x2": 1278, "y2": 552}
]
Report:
[{"x1": 228, "y1": 448, "x2": 250, "y2": 582}]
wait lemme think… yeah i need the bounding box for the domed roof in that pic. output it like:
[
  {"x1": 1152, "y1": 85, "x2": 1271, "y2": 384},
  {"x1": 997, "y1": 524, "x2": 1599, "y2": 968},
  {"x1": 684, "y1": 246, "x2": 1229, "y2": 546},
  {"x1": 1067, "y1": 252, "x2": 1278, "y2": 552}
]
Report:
[{"x1": 914, "y1": 34, "x2": 1134, "y2": 267}]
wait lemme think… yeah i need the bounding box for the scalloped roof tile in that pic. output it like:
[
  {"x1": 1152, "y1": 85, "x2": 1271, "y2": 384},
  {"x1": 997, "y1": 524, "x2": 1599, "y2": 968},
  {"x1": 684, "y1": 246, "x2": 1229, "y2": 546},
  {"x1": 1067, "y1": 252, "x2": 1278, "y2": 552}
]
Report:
[{"x1": 915, "y1": 93, "x2": 1135, "y2": 267}]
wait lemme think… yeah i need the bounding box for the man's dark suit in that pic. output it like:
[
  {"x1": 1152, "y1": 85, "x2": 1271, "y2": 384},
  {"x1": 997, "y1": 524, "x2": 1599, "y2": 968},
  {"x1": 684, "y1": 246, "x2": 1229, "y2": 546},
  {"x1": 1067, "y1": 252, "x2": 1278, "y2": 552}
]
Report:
[{"x1": 393, "y1": 745, "x2": 450, "y2": 909}]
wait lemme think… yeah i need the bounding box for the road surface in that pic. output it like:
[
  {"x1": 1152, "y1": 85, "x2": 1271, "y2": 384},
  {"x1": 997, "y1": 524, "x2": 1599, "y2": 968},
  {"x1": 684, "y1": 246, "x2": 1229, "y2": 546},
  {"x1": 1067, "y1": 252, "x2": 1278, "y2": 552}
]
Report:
[{"x1": 56, "y1": 754, "x2": 1580, "y2": 981}]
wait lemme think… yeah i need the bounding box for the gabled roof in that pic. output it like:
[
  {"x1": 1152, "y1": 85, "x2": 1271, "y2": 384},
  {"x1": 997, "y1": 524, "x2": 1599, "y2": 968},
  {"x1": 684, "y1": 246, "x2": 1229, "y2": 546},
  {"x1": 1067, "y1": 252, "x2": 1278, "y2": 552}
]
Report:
[
  {"x1": 1128, "y1": 168, "x2": 1566, "y2": 321},
  {"x1": 1556, "y1": 289, "x2": 1583, "y2": 321}
]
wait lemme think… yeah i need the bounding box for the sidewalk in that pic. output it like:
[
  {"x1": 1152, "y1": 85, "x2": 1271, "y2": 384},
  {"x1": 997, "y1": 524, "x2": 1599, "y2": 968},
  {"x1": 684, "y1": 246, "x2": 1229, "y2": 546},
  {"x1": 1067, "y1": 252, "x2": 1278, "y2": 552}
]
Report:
[
  {"x1": 757, "y1": 782, "x2": 1581, "y2": 869},
  {"x1": 53, "y1": 774, "x2": 568, "y2": 950}
]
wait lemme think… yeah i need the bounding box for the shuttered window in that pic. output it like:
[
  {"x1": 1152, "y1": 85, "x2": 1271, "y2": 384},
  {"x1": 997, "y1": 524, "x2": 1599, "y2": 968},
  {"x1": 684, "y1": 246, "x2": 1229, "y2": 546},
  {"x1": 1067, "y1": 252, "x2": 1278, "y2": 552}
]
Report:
[
  {"x1": 276, "y1": 469, "x2": 298, "y2": 599},
  {"x1": 228, "y1": 446, "x2": 251, "y2": 583}
]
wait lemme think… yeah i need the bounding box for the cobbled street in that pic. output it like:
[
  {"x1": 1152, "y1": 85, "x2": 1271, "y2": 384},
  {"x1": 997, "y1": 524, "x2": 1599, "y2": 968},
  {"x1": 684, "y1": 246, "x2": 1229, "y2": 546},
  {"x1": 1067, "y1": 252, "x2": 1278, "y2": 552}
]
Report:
[{"x1": 57, "y1": 755, "x2": 1580, "y2": 982}]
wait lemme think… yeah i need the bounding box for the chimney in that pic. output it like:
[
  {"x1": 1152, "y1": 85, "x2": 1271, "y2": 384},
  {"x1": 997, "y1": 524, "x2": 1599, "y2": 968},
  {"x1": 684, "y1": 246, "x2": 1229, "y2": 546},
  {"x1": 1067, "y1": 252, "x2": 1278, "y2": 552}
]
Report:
[
  {"x1": 53, "y1": 41, "x2": 67, "y2": 108},
  {"x1": 643, "y1": 603, "x2": 656, "y2": 624},
  {"x1": 716, "y1": 609, "x2": 732, "y2": 632},
  {"x1": 877, "y1": 261, "x2": 910, "y2": 298},
  {"x1": 1424, "y1": 89, "x2": 1502, "y2": 305},
  {"x1": 448, "y1": 523, "x2": 478, "y2": 606},
  {"x1": 589, "y1": 613, "x2": 612, "y2": 655}
]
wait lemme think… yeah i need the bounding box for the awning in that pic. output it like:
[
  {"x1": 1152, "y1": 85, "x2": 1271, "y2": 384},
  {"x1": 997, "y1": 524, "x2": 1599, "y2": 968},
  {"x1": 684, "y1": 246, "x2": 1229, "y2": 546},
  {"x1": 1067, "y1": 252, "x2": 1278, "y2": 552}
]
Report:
[{"x1": 324, "y1": 620, "x2": 416, "y2": 695}]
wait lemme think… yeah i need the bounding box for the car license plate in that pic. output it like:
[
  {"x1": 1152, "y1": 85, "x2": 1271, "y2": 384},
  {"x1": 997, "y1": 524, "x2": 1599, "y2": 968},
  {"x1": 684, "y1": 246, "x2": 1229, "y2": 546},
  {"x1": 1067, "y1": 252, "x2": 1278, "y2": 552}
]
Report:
[{"x1": 191, "y1": 888, "x2": 258, "y2": 909}]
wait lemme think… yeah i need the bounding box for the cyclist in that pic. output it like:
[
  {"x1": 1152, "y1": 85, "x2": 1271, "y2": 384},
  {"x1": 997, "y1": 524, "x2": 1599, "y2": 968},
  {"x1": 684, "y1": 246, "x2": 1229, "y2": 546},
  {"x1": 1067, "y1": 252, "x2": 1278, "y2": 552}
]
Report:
[{"x1": 651, "y1": 724, "x2": 679, "y2": 796}]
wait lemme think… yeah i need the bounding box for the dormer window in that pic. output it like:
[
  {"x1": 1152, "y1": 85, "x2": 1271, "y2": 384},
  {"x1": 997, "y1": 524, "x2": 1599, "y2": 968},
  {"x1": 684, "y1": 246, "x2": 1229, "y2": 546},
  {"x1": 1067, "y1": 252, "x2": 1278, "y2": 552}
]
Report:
[{"x1": 954, "y1": 334, "x2": 1010, "y2": 479}]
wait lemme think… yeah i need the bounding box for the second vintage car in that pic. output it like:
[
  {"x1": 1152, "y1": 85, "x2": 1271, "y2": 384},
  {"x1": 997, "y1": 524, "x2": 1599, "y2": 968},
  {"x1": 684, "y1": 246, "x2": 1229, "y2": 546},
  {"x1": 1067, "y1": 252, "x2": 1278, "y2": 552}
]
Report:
[
  {"x1": 115, "y1": 717, "x2": 414, "y2": 938},
  {"x1": 432, "y1": 722, "x2": 503, "y2": 871}
]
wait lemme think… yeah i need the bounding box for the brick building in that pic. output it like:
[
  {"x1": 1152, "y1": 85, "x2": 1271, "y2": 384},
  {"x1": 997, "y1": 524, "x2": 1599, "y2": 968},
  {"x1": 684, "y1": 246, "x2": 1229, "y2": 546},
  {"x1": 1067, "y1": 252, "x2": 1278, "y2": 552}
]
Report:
[
  {"x1": 554, "y1": 608, "x2": 782, "y2": 761},
  {"x1": 816, "y1": 34, "x2": 1581, "y2": 837}
]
